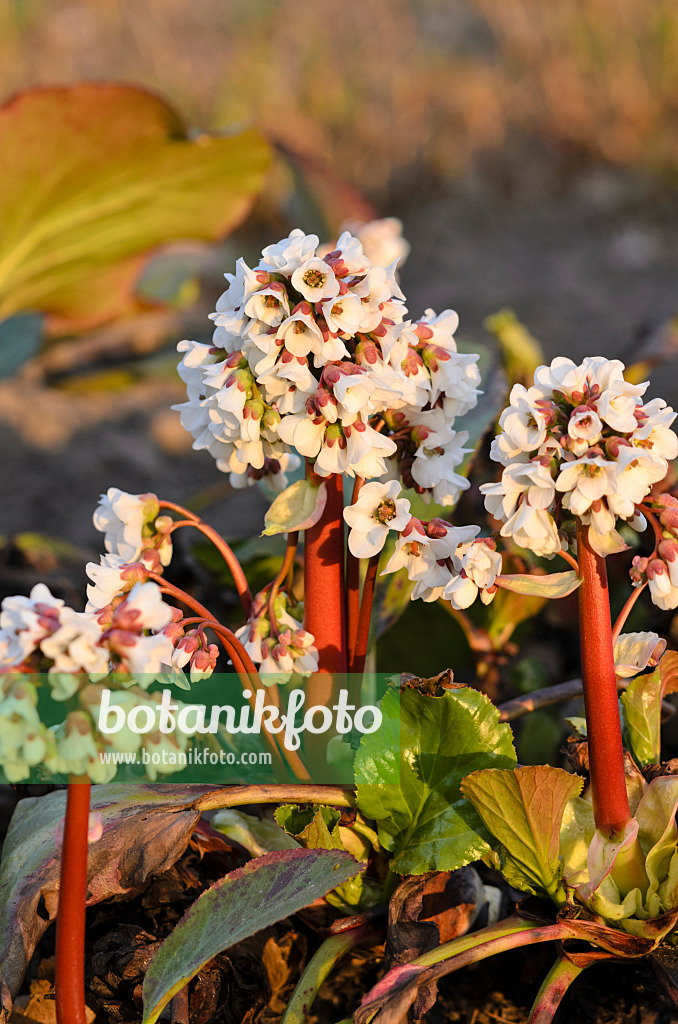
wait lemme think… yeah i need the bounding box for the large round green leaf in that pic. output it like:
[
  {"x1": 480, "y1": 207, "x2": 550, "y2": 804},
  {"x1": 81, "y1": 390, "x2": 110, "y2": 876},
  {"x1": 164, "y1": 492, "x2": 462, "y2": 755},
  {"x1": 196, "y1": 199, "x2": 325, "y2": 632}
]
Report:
[
  {"x1": 355, "y1": 684, "x2": 516, "y2": 874},
  {"x1": 0, "y1": 84, "x2": 270, "y2": 332}
]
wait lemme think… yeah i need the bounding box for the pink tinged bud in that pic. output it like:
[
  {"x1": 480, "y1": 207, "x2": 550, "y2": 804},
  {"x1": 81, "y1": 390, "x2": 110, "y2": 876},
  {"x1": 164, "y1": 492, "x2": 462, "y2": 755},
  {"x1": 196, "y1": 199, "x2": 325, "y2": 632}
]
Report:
[
  {"x1": 647, "y1": 558, "x2": 667, "y2": 580},
  {"x1": 163, "y1": 622, "x2": 185, "y2": 643},
  {"x1": 272, "y1": 643, "x2": 288, "y2": 661},
  {"x1": 426, "y1": 518, "x2": 450, "y2": 539},
  {"x1": 290, "y1": 629, "x2": 311, "y2": 650},
  {"x1": 192, "y1": 646, "x2": 218, "y2": 673},
  {"x1": 356, "y1": 340, "x2": 379, "y2": 365},
  {"x1": 372, "y1": 323, "x2": 387, "y2": 338},
  {"x1": 414, "y1": 323, "x2": 434, "y2": 341},
  {"x1": 402, "y1": 516, "x2": 426, "y2": 539},
  {"x1": 178, "y1": 633, "x2": 201, "y2": 656},
  {"x1": 659, "y1": 539, "x2": 678, "y2": 563}
]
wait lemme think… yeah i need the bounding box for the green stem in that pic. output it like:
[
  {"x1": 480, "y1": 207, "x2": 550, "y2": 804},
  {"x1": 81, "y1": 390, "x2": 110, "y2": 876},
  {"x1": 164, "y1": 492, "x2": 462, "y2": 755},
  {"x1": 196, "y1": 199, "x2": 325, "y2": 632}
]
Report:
[
  {"x1": 526, "y1": 956, "x2": 586, "y2": 1024},
  {"x1": 281, "y1": 922, "x2": 381, "y2": 1024}
]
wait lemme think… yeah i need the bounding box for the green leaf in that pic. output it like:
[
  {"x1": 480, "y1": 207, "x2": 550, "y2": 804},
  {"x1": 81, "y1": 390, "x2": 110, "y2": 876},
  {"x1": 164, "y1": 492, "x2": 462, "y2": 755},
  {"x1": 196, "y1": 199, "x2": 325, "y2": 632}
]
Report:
[
  {"x1": 460, "y1": 766, "x2": 583, "y2": 901},
  {"x1": 0, "y1": 313, "x2": 42, "y2": 378},
  {"x1": 275, "y1": 805, "x2": 380, "y2": 912},
  {"x1": 621, "y1": 670, "x2": 662, "y2": 767},
  {"x1": 355, "y1": 685, "x2": 516, "y2": 875},
  {"x1": 211, "y1": 809, "x2": 299, "y2": 857},
  {"x1": 0, "y1": 84, "x2": 270, "y2": 332},
  {"x1": 496, "y1": 571, "x2": 582, "y2": 599},
  {"x1": 275, "y1": 804, "x2": 343, "y2": 850},
  {"x1": 262, "y1": 479, "x2": 326, "y2": 536},
  {"x1": 141, "y1": 848, "x2": 362, "y2": 1024}
]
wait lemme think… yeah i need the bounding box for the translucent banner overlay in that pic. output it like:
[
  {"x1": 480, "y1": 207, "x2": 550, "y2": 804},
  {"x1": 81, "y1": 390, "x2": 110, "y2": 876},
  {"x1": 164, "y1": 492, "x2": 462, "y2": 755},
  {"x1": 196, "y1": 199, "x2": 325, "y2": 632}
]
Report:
[{"x1": 0, "y1": 672, "x2": 401, "y2": 785}]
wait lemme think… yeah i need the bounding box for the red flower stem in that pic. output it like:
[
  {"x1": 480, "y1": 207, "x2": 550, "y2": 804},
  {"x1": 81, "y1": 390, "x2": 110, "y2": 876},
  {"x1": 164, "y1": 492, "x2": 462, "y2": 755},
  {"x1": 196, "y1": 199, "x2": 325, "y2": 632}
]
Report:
[
  {"x1": 557, "y1": 548, "x2": 580, "y2": 573},
  {"x1": 576, "y1": 522, "x2": 631, "y2": 837},
  {"x1": 304, "y1": 470, "x2": 347, "y2": 681},
  {"x1": 268, "y1": 531, "x2": 299, "y2": 633},
  {"x1": 190, "y1": 620, "x2": 310, "y2": 781},
  {"x1": 639, "y1": 504, "x2": 664, "y2": 550},
  {"x1": 611, "y1": 581, "x2": 648, "y2": 645},
  {"x1": 164, "y1": 520, "x2": 251, "y2": 614},
  {"x1": 55, "y1": 776, "x2": 91, "y2": 1024},
  {"x1": 350, "y1": 553, "x2": 380, "y2": 678},
  {"x1": 345, "y1": 477, "x2": 365, "y2": 669}
]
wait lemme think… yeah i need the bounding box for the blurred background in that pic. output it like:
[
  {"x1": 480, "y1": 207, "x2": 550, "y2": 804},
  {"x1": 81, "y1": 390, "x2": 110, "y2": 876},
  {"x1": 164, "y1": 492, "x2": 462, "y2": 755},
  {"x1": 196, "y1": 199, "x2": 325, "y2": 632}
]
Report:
[{"x1": 0, "y1": 0, "x2": 677, "y2": 713}]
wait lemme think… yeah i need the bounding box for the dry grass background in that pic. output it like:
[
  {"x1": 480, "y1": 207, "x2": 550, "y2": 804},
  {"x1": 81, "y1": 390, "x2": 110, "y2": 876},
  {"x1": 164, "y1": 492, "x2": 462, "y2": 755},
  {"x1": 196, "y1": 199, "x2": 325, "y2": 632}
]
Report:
[{"x1": 1, "y1": 0, "x2": 677, "y2": 202}]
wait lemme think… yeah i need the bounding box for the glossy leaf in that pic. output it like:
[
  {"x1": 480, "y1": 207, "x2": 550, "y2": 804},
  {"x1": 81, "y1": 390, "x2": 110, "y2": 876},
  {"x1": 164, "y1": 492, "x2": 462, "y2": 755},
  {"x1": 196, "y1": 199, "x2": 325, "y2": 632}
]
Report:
[
  {"x1": 275, "y1": 804, "x2": 343, "y2": 850},
  {"x1": 141, "y1": 848, "x2": 361, "y2": 1024},
  {"x1": 0, "y1": 84, "x2": 270, "y2": 332},
  {"x1": 275, "y1": 804, "x2": 381, "y2": 911},
  {"x1": 262, "y1": 479, "x2": 327, "y2": 536},
  {"x1": 621, "y1": 669, "x2": 663, "y2": 767},
  {"x1": 461, "y1": 765, "x2": 583, "y2": 900},
  {"x1": 495, "y1": 571, "x2": 581, "y2": 599},
  {"x1": 355, "y1": 685, "x2": 516, "y2": 875},
  {"x1": 0, "y1": 784, "x2": 224, "y2": 1019}
]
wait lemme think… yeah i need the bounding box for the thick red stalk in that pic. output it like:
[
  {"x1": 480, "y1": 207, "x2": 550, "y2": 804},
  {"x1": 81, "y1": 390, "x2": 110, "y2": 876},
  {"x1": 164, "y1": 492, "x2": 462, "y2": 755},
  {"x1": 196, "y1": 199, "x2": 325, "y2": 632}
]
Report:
[
  {"x1": 303, "y1": 472, "x2": 347, "y2": 675},
  {"x1": 55, "y1": 777, "x2": 91, "y2": 1024},
  {"x1": 576, "y1": 523, "x2": 631, "y2": 837}
]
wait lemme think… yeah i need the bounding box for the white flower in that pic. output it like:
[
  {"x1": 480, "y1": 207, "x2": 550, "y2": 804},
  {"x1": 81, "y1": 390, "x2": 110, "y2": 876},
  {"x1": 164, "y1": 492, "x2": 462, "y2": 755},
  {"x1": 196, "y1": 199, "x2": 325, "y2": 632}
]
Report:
[
  {"x1": 381, "y1": 519, "x2": 438, "y2": 581},
  {"x1": 49, "y1": 711, "x2": 116, "y2": 784},
  {"x1": 344, "y1": 481, "x2": 411, "y2": 558},
  {"x1": 498, "y1": 384, "x2": 547, "y2": 452},
  {"x1": 0, "y1": 584, "x2": 64, "y2": 667},
  {"x1": 500, "y1": 505, "x2": 561, "y2": 557},
  {"x1": 411, "y1": 430, "x2": 471, "y2": 506},
  {"x1": 339, "y1": 218, "x2": 410, "y2": 270},
  {"x1": 291, "y1": 258, "x2": 339, "y2": 303},
  {"x1": 568, "y1": 406, "x2": 603, "y2": 445},
  {"x1": 41, "y1": 609, "x2": 110, "y2": 699},
  {"x1": 443, "y1": 539, "x2": 502, "y2": 610},
  {"x1": 556, "y1": 455, "x2": 618, "y2": 516},
  {"x1": 260, "y1": 229, "x2": 319, "y2": 275},
  {"x1": 93, "y1": 488, "x2": 167, "y2": 564}
]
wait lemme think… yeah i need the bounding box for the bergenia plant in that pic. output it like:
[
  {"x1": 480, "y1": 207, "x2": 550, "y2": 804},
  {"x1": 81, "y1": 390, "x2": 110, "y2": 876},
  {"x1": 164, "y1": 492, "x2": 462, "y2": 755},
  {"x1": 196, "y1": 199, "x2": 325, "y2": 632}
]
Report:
[{"x1": 2, "y1": 224, "x2": 678, "y2": 1024}]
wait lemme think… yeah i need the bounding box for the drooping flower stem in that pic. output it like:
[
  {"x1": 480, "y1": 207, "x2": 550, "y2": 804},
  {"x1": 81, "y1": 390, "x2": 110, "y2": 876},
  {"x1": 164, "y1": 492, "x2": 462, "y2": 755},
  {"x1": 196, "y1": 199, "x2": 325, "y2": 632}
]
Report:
[
  {"x1": 304, "y1": 471, "x2": 347, "y2": 676},
  {"x1": 159, "y1": 500, "x2": 252, "y2": 616},
  {"x1": 576, "y1": 522, "x2": 631, "y2": 836},
  {"x1": 350, "y1": 553, "x2": 380, "y2": 677},
  {"x1": 55, "y1": 777, "x2": 91, "y2": 1024}
]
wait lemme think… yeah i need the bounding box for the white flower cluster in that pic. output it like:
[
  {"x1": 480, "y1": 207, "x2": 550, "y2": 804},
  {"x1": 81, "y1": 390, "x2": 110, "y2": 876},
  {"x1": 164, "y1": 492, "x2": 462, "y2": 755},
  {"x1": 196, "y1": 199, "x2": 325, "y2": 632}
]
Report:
[
  {"x1": 0, "y1": 490, "x2": 237, "y2": 782},
  {"x1": 0, "y1": 578, "x2": 178, "y2": 781},
  {"x1": 175, "y1": 228, "x2": 480, "y2": 505},
  {"x1": 482, "y1": 357, "x2": 678, "y2": 557},
  {"x1": 631, "y1": 495, "x2": 678, "y2": 611},
  {"x1": 342, "y1": 481, "x2": 501, "y2": 609},
  {"x1": 235, "y1": 589, "x2": 319, "y2": 684}
]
